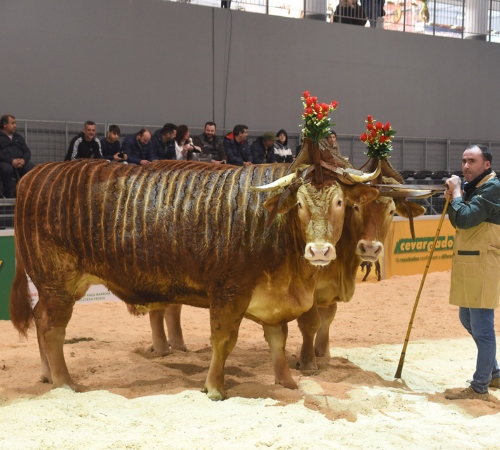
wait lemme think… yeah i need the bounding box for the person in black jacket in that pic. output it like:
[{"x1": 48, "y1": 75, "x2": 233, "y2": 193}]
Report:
[
  {"x1": 223, "y1": 124, "x2": 252, "y2": 166},
  {"x1": 250, "y1": 132, "x2": 277, "y2": 164},
  {"x1": 65, "y1": 121, "x2": 103, "y2": 161},
  {"x1": 151, "y1": 123, "x2": 177, "y2": 160},
  {"x1": 333, "y1": 0, "x2": 367, "y2": 25},
  {"x1": 0, "y1": 114, "x2": 35, "y2": 198},
  {"x1": 100, "y1": 124, "x2": 126, "y2": 162},
  {"x1": 193, "y1": 122, "x2": 227, "y2": 164}
]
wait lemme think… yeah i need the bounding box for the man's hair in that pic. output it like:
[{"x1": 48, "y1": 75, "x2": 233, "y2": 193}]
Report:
[
  {"x1": 233, "y1": 124, "x2": 248, "y2": 137},
  {"x1": 0, "y1": 114, "x2": 15, "y2": 128},
  {"x1": 138, "y1": 128, "x2": 151, "y2": 138},
  {"x1": 469, "y1": 144, "x2": 493, "y2": 163},
  {"x1": 108, "y1": 124, "x2": 121, "y2": 135},
  {"x1": 84, "y1": 120, "x2": 96, "y2": 128},
  {"x1": 161, "y1": 123, "x2": 177, "y2": 135},
  {"x1": 204, "y1": 121, "x2": 216, "y2": 128}
]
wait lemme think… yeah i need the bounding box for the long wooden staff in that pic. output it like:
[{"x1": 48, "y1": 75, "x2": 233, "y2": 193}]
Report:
[{"x1": 394, "y1": 196, "x2": 451, "y2": 379}]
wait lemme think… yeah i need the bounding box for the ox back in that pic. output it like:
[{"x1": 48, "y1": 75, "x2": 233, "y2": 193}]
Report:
[{"x1": 14, "y1": 160, "x2": 306, "y2": 308}]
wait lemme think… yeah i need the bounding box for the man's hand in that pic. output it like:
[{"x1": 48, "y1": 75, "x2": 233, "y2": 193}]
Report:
[
  {"x1": 140, "y1": 160, "x2": 151, "y2": 165},
  {"x1": 12, "y1": 158, "x2": 24, "y2": 169},
  {"x1": 243, "y1": 161, "x2": 252, "y2": 166},
  {"x1": 445, "y1": 174, "x2": 462, "y2": 200}
]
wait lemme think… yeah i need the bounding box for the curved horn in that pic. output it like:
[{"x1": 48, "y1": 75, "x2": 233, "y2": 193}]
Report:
[
  {"x1": 347, "y1": 159, "x2": 382, "y2": 183},
  {"x1": 251, "y1": 173, "x2": 297, "y2": 192}
]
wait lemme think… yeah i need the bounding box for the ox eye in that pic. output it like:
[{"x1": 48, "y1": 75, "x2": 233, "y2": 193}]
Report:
[
  {"x1": 353, "y1": 204, "x2": 360, "y2": 212},
  {"x1": 297, "y1": 201, "x2": 302, "y2": 209},
  {"x1": 390, "y1": 209, "x2": 395, "y2": 215},
  {"x1": 337, "y1": 199, "x2": 343, "y2": 207}
]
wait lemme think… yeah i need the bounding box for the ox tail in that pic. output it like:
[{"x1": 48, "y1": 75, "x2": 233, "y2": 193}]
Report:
[{"x1": 9, "y1": 245, "x2": 34, "y2": 338}]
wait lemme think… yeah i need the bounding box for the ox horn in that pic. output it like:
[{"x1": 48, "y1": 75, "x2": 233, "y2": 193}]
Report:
[
  {"x1": 251, "y1": 173, "x2": 297, "y2": 192},
  {"x1": 346, "y1": 160, "x2": 382, "y2": 183}
]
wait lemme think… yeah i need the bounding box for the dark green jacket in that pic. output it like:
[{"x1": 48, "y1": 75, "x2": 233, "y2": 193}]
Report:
[{"x1": 448, "y1": 172, "x2": 500, "y2": 229}]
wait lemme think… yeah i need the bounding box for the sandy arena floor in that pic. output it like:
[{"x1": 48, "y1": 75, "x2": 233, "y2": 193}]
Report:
[{"x1": 1, "y1": 271, "x2": 500, "y2": 449}]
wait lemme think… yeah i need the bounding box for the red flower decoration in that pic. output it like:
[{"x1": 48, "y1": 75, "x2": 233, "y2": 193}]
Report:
[
  {"x1": 359, "y1": 115, "x2": 396, "y2": 159},
  {"x1": 301, "y1": 91, "x2": 339, "y2": 144}
]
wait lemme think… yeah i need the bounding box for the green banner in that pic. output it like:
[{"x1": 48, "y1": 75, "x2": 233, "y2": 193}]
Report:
[{"x1": 0, "y1": 235, "x2": 15, "y2": 320}]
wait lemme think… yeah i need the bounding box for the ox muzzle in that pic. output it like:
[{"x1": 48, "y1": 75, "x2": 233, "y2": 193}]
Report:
[
  {"x1": 356, "y1": 240, "x2": 384, "y2": 263},
  {"x1": 304, "y1": 242, "x2": 336, "y2": 266}
]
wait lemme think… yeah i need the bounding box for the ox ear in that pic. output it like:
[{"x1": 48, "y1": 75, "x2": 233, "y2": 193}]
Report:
[
  {"x1": 394, "y1": 199, "x2": 427, "y2": 218},
  {"x1": 344, "y1": 184, "x2": 380, "y2": 206},
  {"x1": 264, "y1": 193, "x2": 297, "y2": 214}
]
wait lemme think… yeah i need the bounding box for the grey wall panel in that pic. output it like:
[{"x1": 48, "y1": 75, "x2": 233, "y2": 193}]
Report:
[{"x1": 1, "y1": 0, "x2": 499, "y2": 142}]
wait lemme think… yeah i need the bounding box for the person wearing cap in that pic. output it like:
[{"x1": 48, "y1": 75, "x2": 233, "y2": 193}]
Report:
[{"x1": 250, "y1": 132, "x2": 277, "y2": 164}]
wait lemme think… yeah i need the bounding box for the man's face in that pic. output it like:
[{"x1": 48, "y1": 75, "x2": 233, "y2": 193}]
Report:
[
  {"x1": 462, "y1": 147, "x2": 490, "y2": 182},
  {"x1": 84, "y1": 124, "x2": 96, "y2": 141},
  {"x1": 138, "y1": 131, "x2": 151, "y2": 146},
  {"x1": 264, "y1": 139, "x2": 274, "y2": 149},
  {"x1": 204, "y1": 125, "x2": 216, "y2": 139},
  {"x1": 3, "y1": 117, "x2": 16, "y2": 135},
  {"x1": 236, "y1": 129, "x2": 248, "y2": 143},
  {"x1": 163, "y1": 130, "x2": 176, "y2": 142},
  {"x1": 107, "y1": 131, "x2": 120, "y2": 143}
]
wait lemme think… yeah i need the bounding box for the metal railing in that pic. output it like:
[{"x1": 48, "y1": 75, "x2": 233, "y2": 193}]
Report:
[{"x1": 168, "y1": 0, "x2": 500, "y2": 43}]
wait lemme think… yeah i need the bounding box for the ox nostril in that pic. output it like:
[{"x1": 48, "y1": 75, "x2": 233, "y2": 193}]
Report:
[
  {"x1": 324, "y1": 247, "x2": 330, "y2": 257},
  {"x1": 309, "y1": 247, "x2": 315, "y2": 257}
]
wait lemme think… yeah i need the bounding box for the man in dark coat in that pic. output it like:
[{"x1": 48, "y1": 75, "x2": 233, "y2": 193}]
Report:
[
  {"x1": 250, "y1": 132, "x2": 277, "y2": 164},
  {"x1": 151, "y1": 123, "x2": 177, "y2": 160},
  {"x1": 122, "y1": 128, "x2": 153, "y2": 165},
  {"x1": 223, "y1": 124, "x2": 252, "y2": 166},
  {"x1": 193, "y1": 122, "x2": 227, "y2": 164},
  {"x1": 0, "y1": 114, "x2": 35, "y2": 198}
]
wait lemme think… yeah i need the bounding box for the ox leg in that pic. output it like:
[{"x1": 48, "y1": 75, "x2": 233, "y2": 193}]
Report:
[
  {"x1": 263, "y1": 323, "x2": 298, "y2": 390},
  {"x1": 297, "y1": 305, "x2": 321, "y2": 370},
  {"x1": 149, "y1": 309, "x2": 170, "y2": 356},
  {"x1": 164, "y1": 304, "x2": 186, "y2": 351},
  {"x1": 35, "y1": 290, "x2": 78, "y2": 390},
  {"x1": 314, "y1": 303, "x2": 338, "y2": 357},
  {"x1": 33, "y1": 303, "x2": 52, "y2": 384},
  {"x1": 204, "y1": 307, "x2": 244, "y2": 401}
]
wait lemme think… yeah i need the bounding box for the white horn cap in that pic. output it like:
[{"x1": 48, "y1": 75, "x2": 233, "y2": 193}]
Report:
[
  {"x1": 251, "y1": 173, "x2": 297, "y2": 192},
  {"x1": 348, "y1": 160, "x2": 381, "y2": 183}
]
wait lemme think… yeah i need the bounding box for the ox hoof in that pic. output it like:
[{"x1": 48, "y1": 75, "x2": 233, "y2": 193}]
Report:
[
  {"x1": 276, "y1": 378, "x2": 298, "y2": 390},
  {"x1": 202, "y1": 386, "x2": 225, "y2": 401},
  {"x1": 149, "y1": 345, "x2": 171, "y2": 357},
  {"x1": 40, "y1": 375, "x2": 52, "y2": 384},
  {"x1": 169, "y1": 342, "x2": 187, "y2": 352}
]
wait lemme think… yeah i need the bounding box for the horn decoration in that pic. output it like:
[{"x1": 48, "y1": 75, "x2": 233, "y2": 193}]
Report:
[
  {"x1": 346, "y1": 159, "x2": 382, "y2": 183},
  {"x1": 251, "y1": 173, "x2": 297, "y2": 192}
]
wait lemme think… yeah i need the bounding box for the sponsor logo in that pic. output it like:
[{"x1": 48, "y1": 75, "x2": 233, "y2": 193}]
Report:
[{"x1": 394, "y1": 236, "x2": 454, "y2": 254}]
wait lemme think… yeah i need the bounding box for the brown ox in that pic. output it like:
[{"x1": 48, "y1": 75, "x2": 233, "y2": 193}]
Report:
[
  {"x1": 149, "y1": 160, "x2": 429, "y2": 384},
  {"x1": 10, "y1": 159, "x2": 379, "y2": 399}
]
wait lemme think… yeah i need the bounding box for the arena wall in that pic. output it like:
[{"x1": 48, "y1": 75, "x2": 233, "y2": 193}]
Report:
[{"x1": 1, "y1": 0, "x2": 499, "y2": 140}]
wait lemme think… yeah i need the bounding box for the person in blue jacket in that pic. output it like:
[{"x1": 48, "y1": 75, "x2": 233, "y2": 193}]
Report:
[{"x1": 122, "y1": 128, "x2": 153, "y2": 166}]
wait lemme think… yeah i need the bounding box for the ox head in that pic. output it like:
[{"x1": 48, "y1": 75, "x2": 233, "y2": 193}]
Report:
[{"x1": 253, "y1": 168, "x2": 380, "y2": 266}]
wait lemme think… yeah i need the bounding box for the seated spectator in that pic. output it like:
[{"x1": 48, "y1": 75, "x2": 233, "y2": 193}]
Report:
[
  {"x1": 0, "y1": 114, "x2": 35, "y2": 198},
  {"x1": 174, "y1": 125, "x2": 200, "y2": 161},
  {"x1": 250, "y1": 132, "x2": 277, "y2": 164},
  {"x1": 122, "y1": 128, "x2": 153, "y2": 165},
  {"x1": 192, "y1": 122, "x2": 227, "y2": 164},
  {"x1": 333, "y1": 0, "x2": 367, "y2": 26},
  {"x1": 65, "y1": 121, "x2": 103, "y2": 160},
  {"x1": 320, "y1": 130, "x2": 342, "y2": 157},
  {"x1": 101, "y1": 125, "x2": 127, "y2": 163},
  {"x1": 274, "y1": 129, "x2": 294, "y2": 163},
  {"x1": 152, "y1": 123, "x2": 177, "y2": 160},
  {"x1": 224, "y1": 124, "x2": 252, "y2": 166}
]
